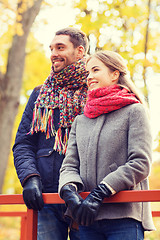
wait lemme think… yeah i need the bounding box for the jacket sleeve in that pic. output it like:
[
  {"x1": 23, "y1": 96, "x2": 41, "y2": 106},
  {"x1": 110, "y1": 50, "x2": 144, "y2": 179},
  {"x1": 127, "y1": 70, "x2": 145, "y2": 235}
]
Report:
[
  {"x1": 13, "y1": 88, "x2": 41, "y2": 186},
  {"x1": 58, "y1": 116, "x2": 85, "y2": 194},
  {"x1": 103, "y1": 104, "x2": 152, "y2": 192}
]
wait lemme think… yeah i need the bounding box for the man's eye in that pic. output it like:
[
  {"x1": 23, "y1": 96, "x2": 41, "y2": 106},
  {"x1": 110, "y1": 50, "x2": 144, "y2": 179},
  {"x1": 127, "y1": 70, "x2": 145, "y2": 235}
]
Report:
[
  {"x1": 58, "y1": 46, "x2": 64, "y2": 50},
  {"x1": 94, "y1": 68, "x2": 99, "y2": 72}
]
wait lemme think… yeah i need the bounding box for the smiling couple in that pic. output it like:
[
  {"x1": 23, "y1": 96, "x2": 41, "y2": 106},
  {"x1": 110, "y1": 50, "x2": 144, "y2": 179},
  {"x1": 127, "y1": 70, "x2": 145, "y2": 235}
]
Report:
[{"x1": 13, "y1": 27, "x2": 154, "y2": 240}]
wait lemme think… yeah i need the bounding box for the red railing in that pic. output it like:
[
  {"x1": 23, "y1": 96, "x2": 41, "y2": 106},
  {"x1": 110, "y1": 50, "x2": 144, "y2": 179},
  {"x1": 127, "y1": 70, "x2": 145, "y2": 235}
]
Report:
[{"x1": 0, "y1": 190, "x2": 160, "y2": 240}]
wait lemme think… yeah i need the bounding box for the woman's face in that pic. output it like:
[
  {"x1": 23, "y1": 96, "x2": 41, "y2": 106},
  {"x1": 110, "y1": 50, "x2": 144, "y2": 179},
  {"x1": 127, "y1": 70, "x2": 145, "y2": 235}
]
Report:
[{"x1": 86, "y1": 57, "x2": 119, "y2": 91}]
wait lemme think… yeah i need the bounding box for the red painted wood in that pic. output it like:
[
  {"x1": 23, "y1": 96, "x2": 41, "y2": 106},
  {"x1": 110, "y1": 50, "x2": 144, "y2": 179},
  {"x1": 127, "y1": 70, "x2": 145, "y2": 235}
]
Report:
[
  {"x1": 26, "y1": 209, "x2": 38, "y2": 240},
  {"x1": 20, "y1": 216, "x2": 27, "y2": 240},
  {"x1": 1, "y1": 190, "x2": 160, "y2": 239},
  {"x1": 152, "y1": 211, "x2": 160, "y2": 217}
]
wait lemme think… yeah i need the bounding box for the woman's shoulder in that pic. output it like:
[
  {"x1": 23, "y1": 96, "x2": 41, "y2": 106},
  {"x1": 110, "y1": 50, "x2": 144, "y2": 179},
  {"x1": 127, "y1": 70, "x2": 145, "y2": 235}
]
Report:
[
  {"x1": 126, "y1": 103, "x2": 150, "y2": 125},
  {"x1": 128, "y1": 102, "x2": 148, "y2": 116},
  {"x1": 72, "y1": 114, "x2": 92, "y2": 127},
  {"x1": 110, "y1": 103, "x2": 149, "y2": 124},
  {"x1": 75, "y1": 113, "x2": 92, "y2": 122},
  {"x1": 120, "y1": 102, "x2": 147, "y2": 116},
  {"x1": 74, "y1": 113, "x2": 84, "y2": 119}
]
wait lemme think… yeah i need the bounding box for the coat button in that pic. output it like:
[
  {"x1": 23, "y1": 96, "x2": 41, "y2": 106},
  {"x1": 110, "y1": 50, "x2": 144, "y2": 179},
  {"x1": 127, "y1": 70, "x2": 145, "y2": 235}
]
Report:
[{"x1": 49, "y1": 150, "x2": 52, "y2": 154}]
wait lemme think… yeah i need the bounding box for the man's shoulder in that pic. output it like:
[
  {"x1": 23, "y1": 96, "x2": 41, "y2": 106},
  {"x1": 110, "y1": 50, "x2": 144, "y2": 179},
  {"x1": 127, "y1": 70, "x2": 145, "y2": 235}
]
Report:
[
  {"x1": 34, "y1": 85, "x2": 42, "y2": 92},
  {"x1": 27, "y1": 85, "x2": 42, "y2": 104},
  {"x1": 31, "y1": 85, "x2": 42, "y2": 98}
]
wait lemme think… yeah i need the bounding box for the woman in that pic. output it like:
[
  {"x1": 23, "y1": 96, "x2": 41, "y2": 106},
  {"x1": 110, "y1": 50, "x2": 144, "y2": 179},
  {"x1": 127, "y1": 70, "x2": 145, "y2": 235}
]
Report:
[{"x1": 58, "y1": 50, "x2": 155, "y2": 240}]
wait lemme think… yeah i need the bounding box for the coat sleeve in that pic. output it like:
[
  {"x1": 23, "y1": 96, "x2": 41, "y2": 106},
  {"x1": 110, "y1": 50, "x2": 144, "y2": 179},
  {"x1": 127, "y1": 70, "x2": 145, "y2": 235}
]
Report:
[
  {"x1": 13, "y1": 88, "x2": 41, "y2": 186},
  {"x1": 58, "y1": 116, "x2": 85, "y2": 194},
  {"x1": 103, "y1": 104, "x2": 152, "y2": 192}
]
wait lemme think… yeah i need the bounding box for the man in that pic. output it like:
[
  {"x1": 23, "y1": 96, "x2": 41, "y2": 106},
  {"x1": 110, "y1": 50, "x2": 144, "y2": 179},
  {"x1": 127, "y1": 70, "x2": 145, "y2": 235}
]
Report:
[{"x1": 13, "y1": 27, "x2": 89, "y2": 240}]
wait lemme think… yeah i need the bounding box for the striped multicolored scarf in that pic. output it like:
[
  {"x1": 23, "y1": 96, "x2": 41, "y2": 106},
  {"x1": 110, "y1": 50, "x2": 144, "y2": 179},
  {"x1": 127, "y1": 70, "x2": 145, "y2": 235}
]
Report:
[
  {"x1": 30, "y1": 59, "x2": 88, "y2": 154},
  {"x1": 84, "y1": 85, "x2": 140, "y2": 118}
]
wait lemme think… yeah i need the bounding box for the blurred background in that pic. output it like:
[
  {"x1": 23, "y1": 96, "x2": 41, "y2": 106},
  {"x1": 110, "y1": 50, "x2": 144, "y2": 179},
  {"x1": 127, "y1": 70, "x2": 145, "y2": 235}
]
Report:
[{"x1": 0, "y1": 0, "x2": 160, "y2": 239}]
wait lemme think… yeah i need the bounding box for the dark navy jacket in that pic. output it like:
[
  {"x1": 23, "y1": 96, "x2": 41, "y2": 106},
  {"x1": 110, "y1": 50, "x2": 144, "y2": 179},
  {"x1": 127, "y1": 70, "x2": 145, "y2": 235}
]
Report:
[{"x1": 13, "y1": 87, "x2": 66, "y2": 193}]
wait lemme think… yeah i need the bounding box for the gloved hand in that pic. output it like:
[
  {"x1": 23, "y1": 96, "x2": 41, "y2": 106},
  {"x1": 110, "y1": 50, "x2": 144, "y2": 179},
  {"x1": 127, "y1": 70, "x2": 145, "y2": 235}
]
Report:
[
  {"x1": 60, "y1": 184, "x2": 83, "y2": 218},
  {"x1": 23, "y1": 176, "x2": 44, "y2": 211},
  {"x1": 76, "y1": 183, "x2": 112, "y2": 226}
]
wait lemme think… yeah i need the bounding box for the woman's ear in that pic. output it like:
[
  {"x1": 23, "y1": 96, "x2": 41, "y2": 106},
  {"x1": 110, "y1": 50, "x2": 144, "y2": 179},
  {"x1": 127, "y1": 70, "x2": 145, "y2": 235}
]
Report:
[{"x1": 112, "y1": 70, "x2": 120, "y2": 83}]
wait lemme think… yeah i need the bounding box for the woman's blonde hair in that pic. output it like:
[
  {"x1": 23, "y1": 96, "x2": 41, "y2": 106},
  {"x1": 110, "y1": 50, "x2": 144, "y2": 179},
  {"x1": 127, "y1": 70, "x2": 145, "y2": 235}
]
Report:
[{"x1": 87, "y1": 50, "x2": 146, "y2": 105}]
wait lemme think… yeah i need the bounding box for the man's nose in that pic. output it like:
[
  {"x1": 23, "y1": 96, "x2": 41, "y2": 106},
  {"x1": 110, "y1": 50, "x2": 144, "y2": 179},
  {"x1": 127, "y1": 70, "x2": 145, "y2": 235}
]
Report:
[{"x1": 51, "y1": 48, "x2": 58, "y2": 58}]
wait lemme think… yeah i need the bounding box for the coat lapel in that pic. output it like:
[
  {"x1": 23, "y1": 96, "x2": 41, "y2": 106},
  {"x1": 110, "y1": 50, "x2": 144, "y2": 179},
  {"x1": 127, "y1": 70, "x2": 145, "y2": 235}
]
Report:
[{"x1": 86, "y1": 114, "x2": 106, "y2": 190}]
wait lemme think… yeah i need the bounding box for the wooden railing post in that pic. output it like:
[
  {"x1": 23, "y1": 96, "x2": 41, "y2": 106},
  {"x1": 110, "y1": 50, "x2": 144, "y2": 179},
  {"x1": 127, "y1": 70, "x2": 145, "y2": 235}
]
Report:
[
  {"x1": 20, "y1": 215, "x2": 27, "y2": 240},
  {"x1": 26, "y1": 209, "x2": 38, "y2": 240}
]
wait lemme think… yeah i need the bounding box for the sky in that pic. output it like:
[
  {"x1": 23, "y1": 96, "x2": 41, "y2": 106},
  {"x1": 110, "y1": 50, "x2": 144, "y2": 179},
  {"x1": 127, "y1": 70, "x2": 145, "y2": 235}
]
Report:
[
  {"x1": 34, "y1": 1, "x2": 78, "y2": 58},
  {"x1": 33, "y1": 1, "x2": 160, "y2": 160}
]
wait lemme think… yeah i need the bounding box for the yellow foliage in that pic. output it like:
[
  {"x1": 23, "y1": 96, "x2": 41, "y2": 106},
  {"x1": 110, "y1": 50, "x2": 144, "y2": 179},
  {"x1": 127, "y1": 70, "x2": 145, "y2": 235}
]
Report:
[
  {"x1": 18, "y1": 0, "x2": 34, "y2": 10},
  {"x1": 18, "y1": 6, "x2": 26, "y2": 14},
  {"x1": 73, "y1": 0, "x2": 87, "y2": 10},
  {"x1": 149, "y1": 162, "x2": 160, "y2": 189},
  {"x1": 16, "y1": 14, "x2": 22, "y2": 22},
  {"x1": 15, "y1": 22, "x2": 24, "y2": 36},
  {"x1": 0, "y1": 25, "x2": 14, "y2": 73},
  {"x1": 121, "y1": 4, "x2": 147, "y2": 21},
  {"x1": 3, "y1": 33, "x2": 50, "y2": 194},
  {"x1": 0, "y1": 205, "x2": 26, "y2": 240}
]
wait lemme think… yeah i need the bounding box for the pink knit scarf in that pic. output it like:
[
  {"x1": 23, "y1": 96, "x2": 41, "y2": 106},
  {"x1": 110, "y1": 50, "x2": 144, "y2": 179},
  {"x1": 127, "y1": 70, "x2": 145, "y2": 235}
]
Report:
[{"x1": 84, "y1": 85, "x2": 140, "y2": 118}]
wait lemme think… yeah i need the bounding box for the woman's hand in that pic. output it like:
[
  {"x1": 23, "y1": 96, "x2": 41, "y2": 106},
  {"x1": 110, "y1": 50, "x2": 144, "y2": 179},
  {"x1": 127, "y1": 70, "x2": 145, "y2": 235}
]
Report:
[
  {"x1": 76, "y1": 184, "x2": 112, "y2": 226},
  {"x1": 60, "y1": 184, "x2": 83, "y2": 217}
]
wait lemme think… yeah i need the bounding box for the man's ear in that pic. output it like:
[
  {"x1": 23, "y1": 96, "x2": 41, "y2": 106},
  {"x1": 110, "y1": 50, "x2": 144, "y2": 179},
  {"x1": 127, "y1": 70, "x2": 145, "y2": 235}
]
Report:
[
  {"x1": 112, "y1": 70, "x2": 120, "y2": 83},
  {"x1": 76, "y1": 45, "x2": 85, "y2": 59}
]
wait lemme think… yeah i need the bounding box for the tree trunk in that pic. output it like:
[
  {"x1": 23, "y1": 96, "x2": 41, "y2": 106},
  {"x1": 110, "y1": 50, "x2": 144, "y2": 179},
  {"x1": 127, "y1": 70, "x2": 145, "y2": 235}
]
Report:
[
  {"x1": 143, "y1": 0, "x2": 151, "y2": 103},
  {"x1": 0, "y1": 0, "x2": 43, "y2": 193}
]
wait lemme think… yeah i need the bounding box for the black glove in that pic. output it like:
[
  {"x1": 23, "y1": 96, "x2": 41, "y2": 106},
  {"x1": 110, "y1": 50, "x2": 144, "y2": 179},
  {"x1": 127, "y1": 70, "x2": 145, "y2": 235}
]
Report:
[
  {"x1": 23, "y1": 176, "x2": 44, "y2": 211},
  {"x1": 60, "y1": 184, "x2": 83, "y2": 218},
  {"x1": 76, "y1": 183, "x2": 112, "y2": 226}
]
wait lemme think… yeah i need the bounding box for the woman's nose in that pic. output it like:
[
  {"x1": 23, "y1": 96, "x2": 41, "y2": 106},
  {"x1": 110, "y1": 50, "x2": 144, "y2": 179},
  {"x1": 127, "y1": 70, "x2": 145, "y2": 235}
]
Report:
[{"x1": 87, "y1": 72, "x2": 93, "y2": 79}]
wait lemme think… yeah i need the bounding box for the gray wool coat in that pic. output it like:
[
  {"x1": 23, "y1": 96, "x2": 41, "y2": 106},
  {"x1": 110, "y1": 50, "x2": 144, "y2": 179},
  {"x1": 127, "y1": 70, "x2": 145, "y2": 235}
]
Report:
[{"x1": 59, "y1": 103, "x2": 155, "y2": 231}]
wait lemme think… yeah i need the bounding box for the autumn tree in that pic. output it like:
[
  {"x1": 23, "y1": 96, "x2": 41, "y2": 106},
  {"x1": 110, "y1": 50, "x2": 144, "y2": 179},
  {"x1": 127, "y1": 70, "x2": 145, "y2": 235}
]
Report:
[
  {"x1": 0, "y1": 0, "x2": 43, "y2": 193},
  {"x1": 73, "y1": 0, "x2": 160, "y2": 101},
  {"x1": 3, "y1": 35, "x2": 50, "y2": 194}
]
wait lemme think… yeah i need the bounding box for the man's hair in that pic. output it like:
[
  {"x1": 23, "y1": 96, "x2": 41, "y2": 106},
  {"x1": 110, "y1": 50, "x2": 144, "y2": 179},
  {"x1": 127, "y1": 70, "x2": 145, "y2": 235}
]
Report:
[{"x1": 55, "y1": 27, "x2": 89, "y2": 54}]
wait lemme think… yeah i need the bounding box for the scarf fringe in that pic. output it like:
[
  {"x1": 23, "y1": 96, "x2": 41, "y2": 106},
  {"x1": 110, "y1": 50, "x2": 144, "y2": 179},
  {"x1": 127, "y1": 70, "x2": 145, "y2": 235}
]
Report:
[
  {"x1": 30, "y1": 107, "x2": 70, "y2": 154},
  {"x1": 53, "y1": 128, "x2": 69, "y2": 155},
  {"x1": 29, "y1": 59, "x2": 88, "y2": 154},
  {"x1": 29, "y1": 107, "x2": 56, "y2": 138}
]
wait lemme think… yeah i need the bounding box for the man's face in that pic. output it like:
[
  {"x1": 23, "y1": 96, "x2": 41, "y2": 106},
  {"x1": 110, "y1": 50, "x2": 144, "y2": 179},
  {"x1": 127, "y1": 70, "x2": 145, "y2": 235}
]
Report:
[{"x1": 49, "y1": 35, "x2": 83, "y2": 72}]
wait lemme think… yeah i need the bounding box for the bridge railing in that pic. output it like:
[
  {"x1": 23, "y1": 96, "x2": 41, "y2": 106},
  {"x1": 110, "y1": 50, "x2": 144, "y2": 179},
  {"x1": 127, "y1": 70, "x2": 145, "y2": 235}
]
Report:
[{"x1": 0, "y1": 190, "x2": 160, "y2": 240}]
